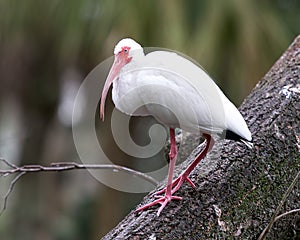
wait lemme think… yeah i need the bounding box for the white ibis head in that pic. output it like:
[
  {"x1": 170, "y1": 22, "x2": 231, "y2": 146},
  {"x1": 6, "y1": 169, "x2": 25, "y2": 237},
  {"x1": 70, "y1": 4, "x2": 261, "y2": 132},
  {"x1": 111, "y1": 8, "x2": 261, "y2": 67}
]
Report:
[{"x1": 100, "y1": 38, "x2": 142, "y2": 120}]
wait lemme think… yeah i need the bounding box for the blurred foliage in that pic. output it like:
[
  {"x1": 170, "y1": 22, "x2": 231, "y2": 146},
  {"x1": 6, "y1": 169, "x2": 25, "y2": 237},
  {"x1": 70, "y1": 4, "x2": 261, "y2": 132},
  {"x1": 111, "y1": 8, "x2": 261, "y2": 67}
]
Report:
[{"x1": 0, "y1": 0, "x2": 299, "y2": 239}]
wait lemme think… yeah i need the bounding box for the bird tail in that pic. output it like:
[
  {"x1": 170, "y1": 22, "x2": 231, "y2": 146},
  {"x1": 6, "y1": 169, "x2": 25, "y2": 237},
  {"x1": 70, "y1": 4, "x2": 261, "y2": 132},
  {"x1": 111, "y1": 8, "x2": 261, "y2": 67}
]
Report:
[
  {"x1": 240, "y1": 139, "x2": 254, "y2": 149},
  {"x1": 224, "y1": 129, "x2": 253, "y2": 149}
]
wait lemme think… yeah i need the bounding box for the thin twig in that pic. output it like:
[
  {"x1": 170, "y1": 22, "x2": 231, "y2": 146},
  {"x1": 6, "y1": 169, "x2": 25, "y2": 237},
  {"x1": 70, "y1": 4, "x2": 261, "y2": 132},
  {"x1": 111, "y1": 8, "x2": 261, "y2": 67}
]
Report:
[
  {"x1": 0, "y1": 158, "x2": 18, "y2": 177},
  {"x1": 0, "y1": 158, "x2": 18, "y2": 168},
  {"x1": 0, "y1": 159, "x2": 159, "y2": 215},
  {"x1": 274, "y1": 208, "x2": 300, "y2": 222},
  {"x1": 0, "y1": 172, "x2": 25, "y2": 215},
  {"x1": 0, "y1": 160, "x2": 159, "y2": 186},
  {"x1": 258, "y1": 170, "x2": 300, "y2": 240}
]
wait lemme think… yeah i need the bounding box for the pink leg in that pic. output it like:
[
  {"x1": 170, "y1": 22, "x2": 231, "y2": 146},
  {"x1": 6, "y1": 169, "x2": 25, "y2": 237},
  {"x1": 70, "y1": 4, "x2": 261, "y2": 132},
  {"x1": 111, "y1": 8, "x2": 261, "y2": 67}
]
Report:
[
  {"x1": 171, "y1": 134, "x2": 214, "y2": 193},
  {"x1": 156, "y1": 134, "x2": 214, "y2": 195},
  {"x1": 136, "y1": 128, "x2": 182, "y2": 216}
]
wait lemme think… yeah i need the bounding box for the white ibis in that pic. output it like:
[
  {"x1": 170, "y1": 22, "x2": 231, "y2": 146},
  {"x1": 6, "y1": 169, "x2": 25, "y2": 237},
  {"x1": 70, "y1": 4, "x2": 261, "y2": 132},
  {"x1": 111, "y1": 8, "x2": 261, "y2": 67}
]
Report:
[{"x1": 100, "y1": 38, "x2": 252, "y2": 216}]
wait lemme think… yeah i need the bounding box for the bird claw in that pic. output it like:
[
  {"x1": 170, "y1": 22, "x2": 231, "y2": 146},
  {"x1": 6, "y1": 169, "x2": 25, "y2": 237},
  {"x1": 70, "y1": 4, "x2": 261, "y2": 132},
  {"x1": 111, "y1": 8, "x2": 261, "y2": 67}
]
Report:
[
  {"x1": 136, "y1": 175, "x2": 195, "y2": 216},
  {"x1": 155, "y1": 175, "x2": 195, "y2": 195},
  {"x1": 137, "y1": 194, "x2": 182, "y2": 216}
]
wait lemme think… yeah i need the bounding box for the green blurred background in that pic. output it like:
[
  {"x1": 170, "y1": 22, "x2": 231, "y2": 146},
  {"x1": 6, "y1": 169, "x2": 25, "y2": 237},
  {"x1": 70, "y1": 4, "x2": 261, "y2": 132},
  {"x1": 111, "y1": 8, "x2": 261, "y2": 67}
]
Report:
[{"x1": 0, "y1": 0, "x2": 299, "y2": 239}]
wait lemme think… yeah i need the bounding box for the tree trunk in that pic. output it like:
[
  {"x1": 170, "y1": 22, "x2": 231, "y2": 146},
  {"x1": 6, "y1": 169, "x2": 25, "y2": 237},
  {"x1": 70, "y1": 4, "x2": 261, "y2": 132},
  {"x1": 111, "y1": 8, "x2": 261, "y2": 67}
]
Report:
[{"x1": 102, "y1": 35, "x2": 300, "y2": 240}]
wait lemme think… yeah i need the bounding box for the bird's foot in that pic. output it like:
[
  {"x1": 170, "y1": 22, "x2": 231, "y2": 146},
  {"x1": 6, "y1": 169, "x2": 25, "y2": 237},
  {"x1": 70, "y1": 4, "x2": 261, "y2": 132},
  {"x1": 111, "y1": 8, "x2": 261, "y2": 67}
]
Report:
[
  {"x1": 155, "y1": 174, "x2": 195, "y2": 196},
  {"x1": 137, "y1": 194, "x2": 182, "y2": 216}
]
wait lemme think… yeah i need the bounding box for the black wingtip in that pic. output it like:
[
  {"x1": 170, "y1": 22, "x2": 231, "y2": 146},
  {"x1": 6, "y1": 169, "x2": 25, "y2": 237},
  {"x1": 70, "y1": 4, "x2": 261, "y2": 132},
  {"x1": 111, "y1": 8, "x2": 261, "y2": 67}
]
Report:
[{"x1": 224, "y1": 130, "x2": 253, "y2": 149}]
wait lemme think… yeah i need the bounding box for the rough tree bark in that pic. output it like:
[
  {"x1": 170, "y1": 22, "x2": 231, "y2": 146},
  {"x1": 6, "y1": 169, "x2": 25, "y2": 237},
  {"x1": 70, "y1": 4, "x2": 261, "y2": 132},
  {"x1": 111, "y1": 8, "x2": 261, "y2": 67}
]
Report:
[{"x1": 102, "y1": 35, "x2": 300, "y2": 240}]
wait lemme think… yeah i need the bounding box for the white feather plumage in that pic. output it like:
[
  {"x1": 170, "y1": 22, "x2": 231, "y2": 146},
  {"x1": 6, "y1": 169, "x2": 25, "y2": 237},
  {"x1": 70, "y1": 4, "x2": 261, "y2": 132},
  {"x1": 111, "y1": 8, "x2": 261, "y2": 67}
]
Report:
[{"x1": 112, "y1": 48, "x2": 252, "y2": 142}]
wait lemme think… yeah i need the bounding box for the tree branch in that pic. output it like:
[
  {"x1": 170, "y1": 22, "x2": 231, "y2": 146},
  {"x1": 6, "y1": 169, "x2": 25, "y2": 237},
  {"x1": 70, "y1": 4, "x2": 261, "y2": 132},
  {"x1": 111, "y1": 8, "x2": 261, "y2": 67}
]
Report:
[
  {"x1": 0, "y1": 158, "x2": 158, "y2": 214},
  {"x1": 0, "y1": 172, "x2": 26, "y2": 215},
  {"x1": 101, "y1": 35, "x2": 300, "y2": 239},
  {"x1": 258, "y1": 170, "x2": 300, "y2": 240}
]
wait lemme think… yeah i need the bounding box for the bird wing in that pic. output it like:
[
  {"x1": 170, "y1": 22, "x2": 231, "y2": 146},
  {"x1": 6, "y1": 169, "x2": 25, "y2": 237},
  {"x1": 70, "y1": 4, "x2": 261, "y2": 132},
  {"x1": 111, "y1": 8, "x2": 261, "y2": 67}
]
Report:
[{"x1": 114, "y1": 50, "x2": 251, "y2": 140}]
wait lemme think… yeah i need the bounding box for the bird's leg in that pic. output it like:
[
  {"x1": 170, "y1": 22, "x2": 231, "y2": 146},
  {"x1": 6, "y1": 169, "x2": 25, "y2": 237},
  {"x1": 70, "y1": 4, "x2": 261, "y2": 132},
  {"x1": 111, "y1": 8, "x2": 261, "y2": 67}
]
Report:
[
  {"x1": 155, "y1": 134, "x2": 214, "y2": 195},
  {"x1": 136, "y1": 128, "x2": 182, "y2": 216},
  {"x1": 170, "y1": 134, "x2": 214, "y2": 194}
]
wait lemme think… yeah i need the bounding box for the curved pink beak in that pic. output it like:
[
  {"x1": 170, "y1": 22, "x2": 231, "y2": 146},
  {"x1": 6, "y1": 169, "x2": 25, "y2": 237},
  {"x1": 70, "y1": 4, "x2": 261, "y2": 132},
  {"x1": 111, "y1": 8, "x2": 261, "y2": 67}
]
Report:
[{"x1": 100, "y1": 54, "x2": 128, "y2": 121}]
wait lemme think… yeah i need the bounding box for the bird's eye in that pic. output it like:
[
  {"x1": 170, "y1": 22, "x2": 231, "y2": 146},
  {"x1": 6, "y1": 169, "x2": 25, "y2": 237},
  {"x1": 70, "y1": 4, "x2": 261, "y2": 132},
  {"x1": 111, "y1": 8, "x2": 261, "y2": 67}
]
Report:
[{"x1": 124, "y1": 48, "x2": 128, "y2": 53}]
